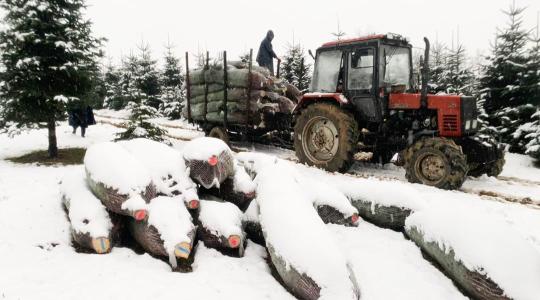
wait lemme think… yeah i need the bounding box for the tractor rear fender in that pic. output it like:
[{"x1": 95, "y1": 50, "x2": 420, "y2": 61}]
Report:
[{"x1": 293, "y1": 93, "x2": 350, "y2": 115}]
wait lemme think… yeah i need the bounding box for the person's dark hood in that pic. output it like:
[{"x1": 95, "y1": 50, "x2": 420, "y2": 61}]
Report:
[{"x1": 266, "y1": 30, "x2": 274, "y2": 42}]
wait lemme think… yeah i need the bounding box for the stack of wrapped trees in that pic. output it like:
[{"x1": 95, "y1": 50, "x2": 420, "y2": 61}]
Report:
[{"x1": 185, "y1": 61, "x2": 299, "y2": 126}]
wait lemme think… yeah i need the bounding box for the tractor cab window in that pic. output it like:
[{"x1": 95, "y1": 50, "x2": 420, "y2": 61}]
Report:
[
  {"x1": 311, "y1": 50, "x2": 343, "y2": 93},
  {"x1": 347, "y1": 48, "x2": 374, "y2": 92},
  {"x1": 379, "y1": 46, "x2": 411, "y2": 90}
]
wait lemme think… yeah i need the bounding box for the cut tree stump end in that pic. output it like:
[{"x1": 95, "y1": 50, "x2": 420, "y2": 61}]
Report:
[
  {"x1": 91, "y1": 237, "x2": 111, "y2": 254},
  {"x1": 174, "y1": 242, "x2": 192, "y2": 259}
]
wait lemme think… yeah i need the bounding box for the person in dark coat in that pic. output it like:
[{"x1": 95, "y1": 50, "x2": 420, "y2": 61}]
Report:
[
  {"x1": 256, "y1": 30, "x2": 280, "y2": 76},
  {"x1": 68, "y1": 105, "x2": 95, "y2": 138}
]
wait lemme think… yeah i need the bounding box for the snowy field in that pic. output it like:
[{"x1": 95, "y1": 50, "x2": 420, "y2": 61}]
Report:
[{"x1": 1, "y1": 116, "x2": 540, "y2": 299}]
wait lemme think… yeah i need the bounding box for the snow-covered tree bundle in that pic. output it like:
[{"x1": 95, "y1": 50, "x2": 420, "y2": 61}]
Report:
[
  {"x1": 197, "y1": 200, "x2": 245, "y2": 256},
  {"x1": 118, "y1": 139, "x2": 200, "y2": 210},
  {"x1": 301, "y1": 178, "x2": 359, "y2": 226},
  {"x1": 127, "y1": 196, "x2": 197, "y2": 271},
  {"x1": 60, "y1": 175, "x2": 122, "y2": 254},
  {"x1": 184, "y1": 62, "x2": 297, "y2": 125},
  {"x1": 182, "y1": 137, "x2": 235, "y2": 189},
  {"x1": 242, "y1": 201, "x2": 265, "y2": 245},
  {"x1": 204, "y1": 163, "x2": 257, "y2": 211},
  {"x1": 255, "y1": 161, "x2": 360, "y2": 300},
  {"x1": 405, "y1": 207, "x2": 540, "y2": 300},
  {"x1": 84, "y1": 142, "x2": 156, "y2": 220},
  {"x1": 344, "y1": 180, "x2": 422, "y2": 231}
]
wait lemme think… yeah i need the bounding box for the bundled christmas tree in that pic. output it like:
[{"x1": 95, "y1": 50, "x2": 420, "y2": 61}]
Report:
[
  {"x1": 159, "y1": 44, "x2": 185, "y2": 120},
  {"x1": 280, "y1": 43, "x2": 312, "y2": 91},
  {"x1": 0, "y1": 0, "x2": 103, "y2": 157}
]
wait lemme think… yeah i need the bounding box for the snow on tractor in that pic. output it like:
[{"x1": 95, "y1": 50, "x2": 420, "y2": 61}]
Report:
[
  {"x1": 293, "y1": 34, "x2": 505, "y2": 190},
  {"x1": 184, "y1": 34, "x2": 505, "y2": 190}
]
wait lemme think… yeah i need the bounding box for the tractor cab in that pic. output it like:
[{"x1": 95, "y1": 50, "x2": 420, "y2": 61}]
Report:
[{"x1": 308, "y1": 34, "x2": 412, "y2": 123}]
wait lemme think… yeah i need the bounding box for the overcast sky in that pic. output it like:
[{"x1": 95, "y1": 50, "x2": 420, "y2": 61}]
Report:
[{"x1": 86, "y1": 0, "x2": 539, "y2": 65}]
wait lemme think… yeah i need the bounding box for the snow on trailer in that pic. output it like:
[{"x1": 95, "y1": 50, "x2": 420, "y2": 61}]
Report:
[
  {"x1": 253, "y1": 158, "x2": 360, "y2": 300},
  {"x1": 60, "y1": 174, "x2": 118, "y2": 254},
  {"x1": 84, "y1": 142, "x2": 156, "y2": 220}
]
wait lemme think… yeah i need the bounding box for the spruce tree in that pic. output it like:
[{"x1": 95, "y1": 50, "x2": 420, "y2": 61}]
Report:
[
  {"x1": 480, "y1": 2, "x2": 530, "y2": 113},
  {"x1": 444, "y1": 44, "x2": 475, "y2": 95},
  {"x1": 116, "y1": 100, "x2": 167, "y2": 143},
  {"x1": 135, "y1": 42, "x2": 161, "y2": 110},
  {"x1": 0, "y1": 0, "x2": 103, "y2": 157},
  {"x1": 280, "y1": 43, "x2": 312, "y2": 91},
  {"x1": 103, "y1": 60, "x2": 123, "y2": 110},
  {"x1": 159, "y1": 43, "x2": 185, "y2": 120},
  {"x1": 478, "y1": 2, "x2": 531, "y2": 146},
  {"x1": 429, "y1": 41, "x2": 448, "y2": 94}
]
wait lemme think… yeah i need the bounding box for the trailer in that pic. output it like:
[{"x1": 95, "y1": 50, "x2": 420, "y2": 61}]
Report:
[{"x1": 184, "y1": 49, "x2": 295, "y2": 149}]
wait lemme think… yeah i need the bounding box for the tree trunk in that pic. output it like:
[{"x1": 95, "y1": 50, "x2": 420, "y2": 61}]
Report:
[{"x1": 47, "y1": 118, "x2": 58, "y2": 158}]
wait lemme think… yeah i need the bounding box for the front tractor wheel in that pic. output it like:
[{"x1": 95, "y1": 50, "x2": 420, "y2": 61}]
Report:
[
  {"x1": 294, "y1": 103, "x2": 358, "y2": 172},
  {"x1": 404, "y1": 138, "x2": 468, "y2": 190}
]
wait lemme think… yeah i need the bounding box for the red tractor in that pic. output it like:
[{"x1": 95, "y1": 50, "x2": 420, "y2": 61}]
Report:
[{"x1": 293, "y1": 34, "x2": 505, "y2": 190}]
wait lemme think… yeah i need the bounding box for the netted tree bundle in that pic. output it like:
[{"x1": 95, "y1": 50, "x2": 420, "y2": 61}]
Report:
[
  {"x1": 189, "y1": 69, "x2": 205, "y2": 85},
  {"x1": 184, "y1": 147, "x2": 235, "y2": 190},
  {"x1": 86, "y1": 174, "x2": 157, "y2": 218},
  {"x1": 190, "y1": 89, "x2": 268, "y2": 105},
  {"x1": 68, "y1": 213, "x2": 125, "y2": 254},
  {"x1": 204, "y1": 68, "x2": 268, "y2": 88},
  {"x1": 266, "y1": 244, "x2": 322, "y2": 300},
  {"x1": 406, "y1": 226, "x2": 509, "y2": 300},
  {"x1": 285, "y1": 83, "x2": 302, "y2": 103},
  {"x1": 316, "y1": 205, "x2": 359, "y2": 227},
  {"x1": 191, "y1": 99, "x2": 263, "y2": 116},
  {"x1": 196, "y1": 223, "x2": 245, "y2": 257},
  {"x1": 128, "y1": 219, "x2": 197, "y2": 271},
  {"x1": 351, "y1": 199, "x2": 411, "y2": 231},
  {"x1": 189, "y1": 83, "x2": 225, "y2": 98},
  {"x1": 204, "y1": 178, "x2": 255, "y2": 212}
]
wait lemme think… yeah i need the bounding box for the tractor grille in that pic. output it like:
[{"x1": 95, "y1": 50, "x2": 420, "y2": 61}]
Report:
[{"x1": 443, "y1": 115, "x2": 459, "y2": 132}]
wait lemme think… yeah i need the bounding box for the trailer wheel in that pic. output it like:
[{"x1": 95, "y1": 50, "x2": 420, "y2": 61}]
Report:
[
  {"x1": 468, "y1": 157, "x2": 505, "y2": 178},
  {"x1": 404, "y1": 137, "x2": 468, "y2": 190},
  {"x1": 294, "y1": 103, "x2": 358, "y2": 172},
  {"x1": 208, "y1": 127, "x2": 230, "y2": 145}
]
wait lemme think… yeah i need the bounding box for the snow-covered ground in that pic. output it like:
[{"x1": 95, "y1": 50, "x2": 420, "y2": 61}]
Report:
[{"x1": 1, "y1": 116, "x2": 540, "y2": 299}]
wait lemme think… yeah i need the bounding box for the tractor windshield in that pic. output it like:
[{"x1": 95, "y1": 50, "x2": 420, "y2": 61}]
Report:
[
  {"x1": 379, "y1": 45, "x2": 411, "y2": 89},
  {"x1": 311, "y1": 50, "x2": 343, "y2": 93}
]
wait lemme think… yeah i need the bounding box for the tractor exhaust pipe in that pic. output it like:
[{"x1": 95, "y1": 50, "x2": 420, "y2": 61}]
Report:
[{"x1": 420, "y1": 37, "x2": 430, "y2": 108}]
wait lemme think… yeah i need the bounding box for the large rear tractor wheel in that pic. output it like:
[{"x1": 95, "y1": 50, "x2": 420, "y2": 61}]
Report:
[
  {"x1": 294, "y1": 103, "x2": 358, "y2": 172},
  {"x1": 404, "y1": 138, "x2": 468, "y2": 190},
  {"x1": 208, "y1": 126, "x2": 230, "y2": 145}
]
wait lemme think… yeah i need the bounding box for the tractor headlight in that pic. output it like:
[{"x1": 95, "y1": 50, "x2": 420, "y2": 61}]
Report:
[
  {"x1": 472, "y1": 120, "x2": 478, "y2": 129},
  {"x1": 465, "y1": 120, "x2": 471, "y2": 130}
]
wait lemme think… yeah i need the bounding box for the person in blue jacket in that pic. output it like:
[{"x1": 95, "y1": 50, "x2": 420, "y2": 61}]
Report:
[
  {"x1": 256, "y1": 30, "x2": 281, "y2": 76},
  {"x1": 68, "y1": 104, "x2": 96, "y2": 138}
]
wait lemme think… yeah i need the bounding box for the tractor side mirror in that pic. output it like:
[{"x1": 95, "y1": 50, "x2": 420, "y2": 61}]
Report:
[{"x1": 308, "y1": 50, "x2": 315, "y2": 60}]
